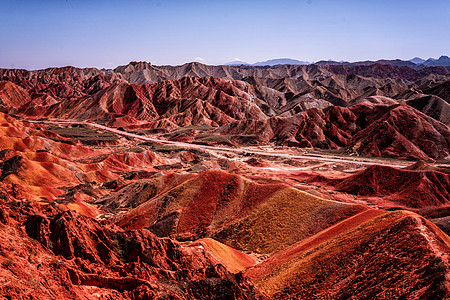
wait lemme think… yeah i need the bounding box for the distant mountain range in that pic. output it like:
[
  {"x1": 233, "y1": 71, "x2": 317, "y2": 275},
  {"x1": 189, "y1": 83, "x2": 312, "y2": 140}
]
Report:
[
  {"x1": 225, "y1": 58, "x2": 309, "y2": 66},
  {"x1": 253, "y1": 58, "x2": 310, "y2": 66},
  {"x1": 224, "y1": 56, "x2": 450, "y2": 68},
  {"x1": 225, "y1": 60, "x2": 250, "y2": 66},
  {"x1": 420, "y1": 55, "x2": 450, "y2": 67}
]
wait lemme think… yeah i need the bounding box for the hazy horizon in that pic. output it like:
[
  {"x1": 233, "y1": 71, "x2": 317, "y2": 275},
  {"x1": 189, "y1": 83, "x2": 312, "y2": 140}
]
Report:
[{"x1": 1, "y1": 0, "x2": 449, "y2": 70}]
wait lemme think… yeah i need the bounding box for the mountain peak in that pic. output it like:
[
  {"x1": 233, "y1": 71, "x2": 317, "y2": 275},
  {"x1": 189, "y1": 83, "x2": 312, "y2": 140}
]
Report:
[
  {"x1": 409, "y1": 57, "x2": 425, "y2": 64},
  {"x1": 422, "y1": 55, "x2": 450, "y2": 67},
  {"x1": 224, "y1": 60, "x2": 250, "y2": 66},
  {"x1": 253, "y1": 58, "x2": 310, "y2": 66}
]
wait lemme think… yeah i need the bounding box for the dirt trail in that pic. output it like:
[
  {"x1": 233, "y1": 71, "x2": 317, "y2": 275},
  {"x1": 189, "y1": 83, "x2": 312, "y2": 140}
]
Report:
[
  {"x1": 410, "y1": 213, "x2": 450, "y2": 290},
  {"x1": 36, "y1": 120, "x2": 412, "y2": 168}
]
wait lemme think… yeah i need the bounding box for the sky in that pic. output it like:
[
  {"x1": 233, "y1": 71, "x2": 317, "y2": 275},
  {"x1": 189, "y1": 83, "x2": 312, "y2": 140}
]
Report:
[{"x1": 0, "y1": 0, "x2": 449, "y2": 70}]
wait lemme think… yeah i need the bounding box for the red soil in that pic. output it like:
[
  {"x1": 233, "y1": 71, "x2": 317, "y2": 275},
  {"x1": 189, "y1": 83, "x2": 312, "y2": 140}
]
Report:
[
  {"x1": 308, "y1": 164, "x2": 450, "y2": 209},
  {"x1": 116, "y1": 170, "x2": 288, "y2": 237},
  {"x1": 246, "y1": 209, "x2": 386, "y2": 281},
  {"x1": 0, "y1": 194, "x2": 267, "y2": 299},
  {"x1": 190, "y1": 238, "x2": 258, "y2": 273},
  {"x1": 0, "y1": 112, "x2": 165, "y2": 211},
  {"x1": 2, "y1": 64, "x2": 450, "y2": 160},
  {"x1": 247, "y1": 210, "x2": 450, "y2": 299},
  {"x1": 177, "y1": 171, "x2": 239, "y2": 234},
  {"x1": 0, "y1": 64, "x2": 449, "y2": 299}
]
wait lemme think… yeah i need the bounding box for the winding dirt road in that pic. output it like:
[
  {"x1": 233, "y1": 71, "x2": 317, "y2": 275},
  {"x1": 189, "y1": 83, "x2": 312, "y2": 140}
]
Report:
[{"x1": 39, "y1": 120, "x2": 412, "y2": 168}]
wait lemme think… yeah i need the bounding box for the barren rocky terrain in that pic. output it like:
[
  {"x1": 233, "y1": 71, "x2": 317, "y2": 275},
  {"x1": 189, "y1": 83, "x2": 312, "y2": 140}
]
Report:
[{"x1": 0, "y1": 61, "x2": 449, "y2": 299}]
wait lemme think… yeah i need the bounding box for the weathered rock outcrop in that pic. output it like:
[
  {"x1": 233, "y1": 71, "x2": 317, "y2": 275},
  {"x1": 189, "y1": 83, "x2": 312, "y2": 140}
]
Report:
[{"x1": 2, "y1": 194, "x2": 267, "y2": 299}]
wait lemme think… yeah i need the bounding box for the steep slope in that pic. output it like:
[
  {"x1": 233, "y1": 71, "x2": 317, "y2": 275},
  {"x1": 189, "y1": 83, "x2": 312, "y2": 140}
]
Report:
[
  {"x1": 114, "y1": 61, "x2": 449, "y2": 84},
  {"x1": 217, "y1": 101, "x2": 450, "y2": 160},
  {"x1": 0, "y1": 66, "x2": 124, "y2": 99},
  {"x1": 406, "y1": 95, "x2": 450, "y2": 125},
  {"x1": 240, "y1": 73, "x2": 405, "y2": 114},
  {"x1": 4, "y1": 71, "x2": 449, "y2": 160},
  {"x1": 0, "y1": 194, "x2": 267, "y2": 299},
  {"x1": 1, "y1": 64, "x2": 450, "y2": 161},
  {"x1": 422, "y1": 80, "x2": 450, "y2": 103},
  {"x1": 348, "y1": 101, "x2": 450, "y2": 160},
  {"x1": 0, "y1": 112, "x2": 169, "y2": 214},
  {"x1": 189, "y1": 238, "x2": 258, "y2": 273},
  {"x1": 311, "y1": 165, "x2": 450, "y2": 209},
  {"x1": 246, "y1": 210, "x2": 450, "y2": 299},
  {"x1": 0, "y1": 80, "x2": 32, "y2": 112},
  {"x1": 109, "y1": 170, "x2": 366, "y2": 254},
  {"x1": 11, "y1": 76, "x2": 270, "y2": 129}
]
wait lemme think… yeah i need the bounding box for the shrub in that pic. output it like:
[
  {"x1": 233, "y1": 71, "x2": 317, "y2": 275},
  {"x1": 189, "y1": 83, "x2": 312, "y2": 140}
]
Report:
[{"x1": 2, "y1": 258, "x2": 13, "y2": 268}]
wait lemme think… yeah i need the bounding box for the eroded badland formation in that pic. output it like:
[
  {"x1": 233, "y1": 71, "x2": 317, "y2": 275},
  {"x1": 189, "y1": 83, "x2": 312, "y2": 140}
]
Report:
[{"x1": 0, "y1": 60, "x2": 449, "y2": 299}]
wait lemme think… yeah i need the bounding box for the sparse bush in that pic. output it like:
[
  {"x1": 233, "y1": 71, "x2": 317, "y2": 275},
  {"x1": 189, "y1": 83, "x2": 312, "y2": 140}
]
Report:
[
  {"x1": 49, "y1": 258, "x2": 63, "y2": 269},
  {"x1": 2, "y1": 258, "x2": 13, "y2": 268},
  {"x1": 285, "y1": 159, "x2": 294, "y2": 165},
  {"x1": 27, "y1": 279, "x2": 40, "y2": 288},
  {"x1": 260, "y1": 254, "x2": 269, "y2": 260},
  {"x1": 111, "y1": 238, "x2": 125, "y2": 262}
]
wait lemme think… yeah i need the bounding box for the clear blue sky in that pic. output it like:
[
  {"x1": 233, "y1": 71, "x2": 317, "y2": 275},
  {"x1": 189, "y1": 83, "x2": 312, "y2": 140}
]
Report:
[{"x1": 1, "y1": 0, "x2": 449, "y2": 70}]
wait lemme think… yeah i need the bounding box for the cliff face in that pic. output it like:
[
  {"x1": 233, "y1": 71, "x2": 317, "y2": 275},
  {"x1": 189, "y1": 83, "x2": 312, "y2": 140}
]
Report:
[{"x1": 0, "y1": 191, "x2": 268, "y2": 299}]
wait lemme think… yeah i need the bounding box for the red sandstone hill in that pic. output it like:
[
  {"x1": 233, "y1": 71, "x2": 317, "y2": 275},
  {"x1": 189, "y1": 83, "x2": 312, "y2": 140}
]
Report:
[
  {"x1": 241, "y1": 73, "x2": 409, "y2": 110},
  {"x1": 3, "y1": 165, "x2": 447, "y2": 299},
  {"x1": 245, "y1": 210, "x2": 450, "y2": 299},
  {"x1": 2, "y1": 170, "x2": 449, "y2": 299},
  {"x1": 2, "y1": 76, "x2": 449, "y2": 160},
  {"x1": 0, "y1": 194, "x2": 267, "y2": 299},
  {"x1": 348, "y1": 101, "x2": 450, "y2": 159},
  {"x1": 0, "y1": 67, "x2": 124, "y2": 99},
  {"x1": 0, "y1": 111, "x2": 181, "y2": 216},
  {"x1": 307, "y1": 164, "x2": 450, "y2": 209},
  {"x1": 112, "y1": 62, "x2": 450, "y2": 125},
  {"x1": 1, "y1": 63, "x2": 449, "y2": 124},
  {"x1": 217, "y1": 101, "x2": 450, "y2": 160},
  {"x1": 0, "y1": 113, "x2": 269, "y2": 299},
  {"x1": 114, "y1": 61, "x2": 449, "y2": 84},
  {"x1": 4, "y1": 63, "x2": 450, "y2": 121},
  {"x1": 0, "y1": 81, "x2": 33, "y2": 112},
  {"x1": 0, "y1": 111, "x2": 447, "y2": 299},
  {"x1": 95, "y1": 170, "x2": 450, "y2": 298},
  {"x1": 0, "y1": 64, "x2": 450, "y2": 162},
  {"x1": 113, "y1": 62, "x2": 450, "y2": 117},
  {"x1": 2, "y1": 76, "x2": 269, "y2": 129},
  {"x1": 102, "y1": 170, "x2": 366, "y2": 254}
]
